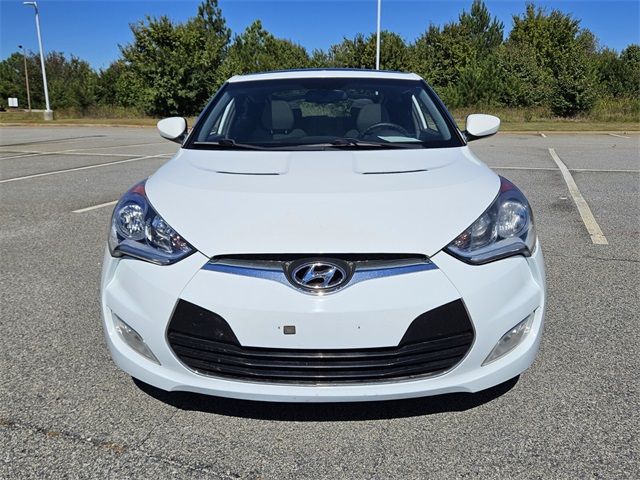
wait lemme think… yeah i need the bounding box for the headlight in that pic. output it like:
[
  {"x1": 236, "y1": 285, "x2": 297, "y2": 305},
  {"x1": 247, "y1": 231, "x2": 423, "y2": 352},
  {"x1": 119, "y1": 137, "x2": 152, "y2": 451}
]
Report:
[
  {"x1": 108, "y1": 181, "x2": 194, "y2": 265},
  {"x1": 445, "y1": 176, "x2": 536, "y2": 264}
]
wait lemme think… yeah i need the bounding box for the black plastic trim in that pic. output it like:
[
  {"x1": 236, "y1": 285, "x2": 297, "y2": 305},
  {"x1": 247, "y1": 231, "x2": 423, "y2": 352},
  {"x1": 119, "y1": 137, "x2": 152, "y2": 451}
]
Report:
[{"x1": 167, "y1": 300, "x2": 474, "y2": 384}]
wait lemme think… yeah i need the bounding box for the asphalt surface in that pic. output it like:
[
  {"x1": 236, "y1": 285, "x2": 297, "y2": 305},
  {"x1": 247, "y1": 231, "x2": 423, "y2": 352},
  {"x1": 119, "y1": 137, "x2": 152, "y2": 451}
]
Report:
[{"x1": 1, "y1": 126, "x2": 638, "y2": 479}]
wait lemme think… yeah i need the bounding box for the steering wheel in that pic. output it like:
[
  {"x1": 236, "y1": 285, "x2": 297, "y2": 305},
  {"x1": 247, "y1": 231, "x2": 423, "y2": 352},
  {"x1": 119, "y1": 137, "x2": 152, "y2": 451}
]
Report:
[{"x1": 362, "y1": 122, "x2": 410, "y2": 137}]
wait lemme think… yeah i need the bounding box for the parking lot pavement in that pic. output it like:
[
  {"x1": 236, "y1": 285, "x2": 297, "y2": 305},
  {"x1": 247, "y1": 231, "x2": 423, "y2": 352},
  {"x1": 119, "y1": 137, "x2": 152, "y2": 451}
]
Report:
[{"x1": 1, "y1": 126, "x2": 638, "y2": 479}]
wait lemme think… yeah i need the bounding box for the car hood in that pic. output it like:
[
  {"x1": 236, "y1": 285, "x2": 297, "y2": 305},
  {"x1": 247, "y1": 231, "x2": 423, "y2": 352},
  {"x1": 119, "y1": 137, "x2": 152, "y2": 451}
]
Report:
[{"x1": 145, "y1": 147, "x2": 499, "y2": 258}]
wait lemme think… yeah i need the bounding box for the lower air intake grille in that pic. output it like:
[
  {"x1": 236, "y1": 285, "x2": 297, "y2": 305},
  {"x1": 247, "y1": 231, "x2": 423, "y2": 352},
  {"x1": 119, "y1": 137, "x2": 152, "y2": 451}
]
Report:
[{"x1": 167, "y1": 300, "x2": 473, "y2": 384}]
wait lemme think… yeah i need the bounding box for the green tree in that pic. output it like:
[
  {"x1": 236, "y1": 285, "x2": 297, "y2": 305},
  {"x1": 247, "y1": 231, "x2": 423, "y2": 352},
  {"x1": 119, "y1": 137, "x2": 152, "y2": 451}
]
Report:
[
  {"x1": 0, "y1": 52, "x2": 31, "y2": 109},
  {"x1": 326, "y1": 33, "x2": 370, "y2": 68},
  {"x1": 118, "y1": 0, "x2": 230, "y2": 116},
  {"x1": 2, "y1": 0, "x2": 637, "y2": 116},
  {"x1": 0, "y1": 51, "x2": 51, "y2": 109},
  {"x1": 96, "y1": 60, "x2": 127, "y2": 106},
  {"x1": 497, "y1": 43, "x2": 553, "y2": 107},
  {"x1": 319, "y1": 31, "x2": 408, "y2": 71},
  {"x1": 450, "y1": 56, "x2": 503, "y2": 107},
  {"x1": 216, "y1": 20, "x2": 310, "y2": 80},
  {"x1": 0, "y1": 50, "x2": 97, "y2": 111},
  {"x1": 507, "y1": 3, "x2": 596, "y2": 116},
  {"x1": 620, "y1": 44, "x2": 640, "y2": 97},
  {"x1": 309, "y1": 49, "x2": 334, "y2": 68},
  {"x1": 409, "y1": 1, "x2": 503, "y2": 106},
  {"x1": 410, "y1": 24, "x2": 473, "y2": 90},
  {"x1": 366, "y1": 31, "x2": 409, "y2": 71},
  {"x1": 592, "y1": 44, "x2": 640, "y2": 109},
  {"x1": 44, "y1": 52, "x2": 98, "y2": 112},
  {"x1": 593, "y1": 48, "x2": 625, "y2": 98},
  {"x1": 458, "y1": 0, "x2": 504, "y2": 56}
]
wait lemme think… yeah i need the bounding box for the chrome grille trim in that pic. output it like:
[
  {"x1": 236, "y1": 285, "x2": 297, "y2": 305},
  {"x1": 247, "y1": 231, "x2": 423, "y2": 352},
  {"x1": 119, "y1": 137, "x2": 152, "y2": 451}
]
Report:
[{"x1": 202, "y1": 256, "x2": 437, "y2": 293}]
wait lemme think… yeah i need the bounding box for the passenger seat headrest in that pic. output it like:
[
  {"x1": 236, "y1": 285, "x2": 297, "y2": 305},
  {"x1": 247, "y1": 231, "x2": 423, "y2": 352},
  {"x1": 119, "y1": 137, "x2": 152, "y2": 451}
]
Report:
[{"x1": 262, "y1": 100, "x2": 295, "y2": 131}]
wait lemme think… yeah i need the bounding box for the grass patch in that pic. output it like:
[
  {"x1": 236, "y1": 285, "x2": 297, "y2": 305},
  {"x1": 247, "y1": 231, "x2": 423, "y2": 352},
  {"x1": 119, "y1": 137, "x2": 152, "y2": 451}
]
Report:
[
  {"x1": 451, "y1": 98, "x2": 640, "y2": 131},
  {"x1": 494, "y1": 121, "x2": 638, "y2": 132},
  {"x1": 0, "y1": 115, "x2": 158, "y2": 126},
  {"x1": 2, "y1": 99, "x2": 638, "y2": 132},
  {"x1": 0, "y1": 110, "x2": 198, "y2": 127}
]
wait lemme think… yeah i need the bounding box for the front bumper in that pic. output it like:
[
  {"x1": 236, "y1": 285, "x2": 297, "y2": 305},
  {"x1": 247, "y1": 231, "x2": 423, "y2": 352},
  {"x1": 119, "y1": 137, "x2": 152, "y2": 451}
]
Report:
[{"x1": 101, "y1": 246, "x2": 545, "y2": 402}]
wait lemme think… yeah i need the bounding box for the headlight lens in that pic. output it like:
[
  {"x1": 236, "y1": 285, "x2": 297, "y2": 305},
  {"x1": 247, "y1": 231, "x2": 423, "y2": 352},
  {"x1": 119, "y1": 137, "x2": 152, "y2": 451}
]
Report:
[
  {"x1": 108, "y1": 181, "x2": 194, "y2": 265},
  {"x1": 445, "y1": 177, "x2": 536, "y2": 264}
]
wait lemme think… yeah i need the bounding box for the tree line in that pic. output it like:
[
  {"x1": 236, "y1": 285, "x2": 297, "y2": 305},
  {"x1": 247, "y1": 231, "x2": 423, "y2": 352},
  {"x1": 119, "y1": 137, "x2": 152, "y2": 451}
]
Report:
[{"x1": 1, "y1": 0, "x2": 638, "y2": 118}]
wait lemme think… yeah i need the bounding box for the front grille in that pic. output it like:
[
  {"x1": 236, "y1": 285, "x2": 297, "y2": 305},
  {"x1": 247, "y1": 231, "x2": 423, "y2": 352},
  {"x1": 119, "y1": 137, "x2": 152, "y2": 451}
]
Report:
[{"x1": 167, "y1": 300, "x2": 474, "y2": 384}]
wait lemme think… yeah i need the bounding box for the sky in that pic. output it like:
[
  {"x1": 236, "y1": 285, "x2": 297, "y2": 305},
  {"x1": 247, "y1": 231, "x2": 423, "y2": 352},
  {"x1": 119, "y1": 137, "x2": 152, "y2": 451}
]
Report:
[{"x1": 1, "y1": 0, "x2": 639, "y2": 70}]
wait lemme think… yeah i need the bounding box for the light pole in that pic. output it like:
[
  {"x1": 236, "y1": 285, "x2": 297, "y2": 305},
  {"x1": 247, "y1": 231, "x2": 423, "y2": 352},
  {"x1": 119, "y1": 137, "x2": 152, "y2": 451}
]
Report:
[
  {"x1": 375, "y1": 0, "x2": 381, "y2": 70},
  {"x1": 18, "y1": 45, "x2": 32, "y2": 112},
  {"x1": 23, "y1": 1, "x2": 52, "y2": 120}
]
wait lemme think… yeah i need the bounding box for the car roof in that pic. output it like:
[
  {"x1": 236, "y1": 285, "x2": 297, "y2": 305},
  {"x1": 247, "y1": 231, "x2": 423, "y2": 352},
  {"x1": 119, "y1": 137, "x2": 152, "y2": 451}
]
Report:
[{"x1": 227, "y1": 68, "x2": 423, "y2": 83}]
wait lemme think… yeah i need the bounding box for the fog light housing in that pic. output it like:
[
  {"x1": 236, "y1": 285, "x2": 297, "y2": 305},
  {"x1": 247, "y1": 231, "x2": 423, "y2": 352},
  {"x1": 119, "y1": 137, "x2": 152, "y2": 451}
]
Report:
[
  {"x1": 483, "y1": 313, "x2": 535, "y2": 365},
  {"x1": 113, "y1": 313, "x2": 160, "y2": 364}
]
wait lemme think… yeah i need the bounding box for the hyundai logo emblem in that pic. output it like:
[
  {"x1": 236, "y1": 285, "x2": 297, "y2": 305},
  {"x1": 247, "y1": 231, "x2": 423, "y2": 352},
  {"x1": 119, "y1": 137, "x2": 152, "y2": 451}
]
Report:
[{"x1": 289, "y1": 259, "x2": 350, "y2": 294}]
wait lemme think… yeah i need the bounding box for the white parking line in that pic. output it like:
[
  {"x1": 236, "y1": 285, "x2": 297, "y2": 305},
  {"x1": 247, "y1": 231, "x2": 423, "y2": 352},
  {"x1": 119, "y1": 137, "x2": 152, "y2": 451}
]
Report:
[
  {"x1": 608, "y1": 133, "x2": 630, "y2": 139},
  {"x1": 65, "y1": 141, "x2": 168, "y2": 152},
  {"x1": 72, "y1": 200, "x2": 118, "y2": 213},
  {"x1": 492, "y1": 166, "x2": 556, "y2": 171},
  {"x1": 0, "y1": 145, "x2": 175, "y2": 159},
  {"x1": 0, "y1": 135, "x2": 106, "y2": 149},
  {"x1": 572, "y1": 168, "x2": 639, "y2": 173},
  {"x1": 0, "y1": 154, "x2": 164, "y2": 184},
  {"x1": 548, "y1": 148, "x2": 609, "y2": 245},
  {"x1": 0, "y1": 149, "x2": 142, "y2": 158},
  {"x1": 0, "y1": 152, "x2": 44, "y2": 160},
  {"x1": 492, "y1": 166, "x2": 640, "y2": 173}
]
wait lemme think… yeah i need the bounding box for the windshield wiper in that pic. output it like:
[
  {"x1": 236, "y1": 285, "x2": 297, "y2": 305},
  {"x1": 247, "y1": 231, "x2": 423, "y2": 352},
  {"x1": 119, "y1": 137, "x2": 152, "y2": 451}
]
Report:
[
  {"x1": 326, "y1": 138, "x2": 421, "y2": 149},
  {"x1": 192, "y1": 138, "x2": 423, "y2": 151},
  {"x1": 192, "y1": 139, "x2": 268, "y2": 150}
]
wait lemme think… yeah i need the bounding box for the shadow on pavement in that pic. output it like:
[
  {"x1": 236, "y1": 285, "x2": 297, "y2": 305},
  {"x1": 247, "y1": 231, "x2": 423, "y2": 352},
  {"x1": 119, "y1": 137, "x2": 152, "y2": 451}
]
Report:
[{"x1": 133, "y1": 376, "x2": 519, "y2": 421}]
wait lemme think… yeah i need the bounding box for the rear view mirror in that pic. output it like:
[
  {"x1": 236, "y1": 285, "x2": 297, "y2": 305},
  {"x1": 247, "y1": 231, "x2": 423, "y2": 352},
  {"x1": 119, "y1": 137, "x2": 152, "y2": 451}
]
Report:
[
  {"x1": 304, "y1": 89, "x2": 347, "y2": 103},
  {"x1": 464, "y1": 114, "x2": 500, "y2": 141},
  {"x1": 157, "y1": 117, "x2": 188, "y2": 143}
]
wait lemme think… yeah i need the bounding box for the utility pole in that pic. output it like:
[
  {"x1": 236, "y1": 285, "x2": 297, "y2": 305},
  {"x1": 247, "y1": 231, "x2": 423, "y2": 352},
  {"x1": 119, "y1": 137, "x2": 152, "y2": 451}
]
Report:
[
  {"x1": 375, "y1": 0, "x2": 381, "y2": 70},
  {"x1": 23, "y1": 1, "x2": 52, "y2": 120},
  {"x1": 18, "y1": 45, "x2": 32, "y2": 111}
]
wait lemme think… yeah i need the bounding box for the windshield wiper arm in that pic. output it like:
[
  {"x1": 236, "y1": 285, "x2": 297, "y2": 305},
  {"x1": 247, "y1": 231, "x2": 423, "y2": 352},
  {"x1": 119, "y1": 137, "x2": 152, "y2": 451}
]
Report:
[
  {"x1": 328, "y1": 138, "x2": 420, "y2": 149},
  {"x1": 192, "y1": 139, "x2": 268, "y2": 150}
]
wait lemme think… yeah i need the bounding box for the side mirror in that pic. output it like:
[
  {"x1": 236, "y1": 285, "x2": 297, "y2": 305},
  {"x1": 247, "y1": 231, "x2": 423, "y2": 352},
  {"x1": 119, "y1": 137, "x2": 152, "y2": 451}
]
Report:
[
  {"x1": 157, "y1": 117, "x2": 188, "y2": 143},
  {"x1": 464, "y1": 114, "x2": 500, "y2": 141}
]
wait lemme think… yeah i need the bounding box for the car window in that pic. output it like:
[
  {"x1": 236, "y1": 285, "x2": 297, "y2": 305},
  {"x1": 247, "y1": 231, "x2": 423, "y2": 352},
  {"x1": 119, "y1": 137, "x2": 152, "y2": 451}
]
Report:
[{"x1": 188, "y1": 77, "x2": 462, "y2": 150}]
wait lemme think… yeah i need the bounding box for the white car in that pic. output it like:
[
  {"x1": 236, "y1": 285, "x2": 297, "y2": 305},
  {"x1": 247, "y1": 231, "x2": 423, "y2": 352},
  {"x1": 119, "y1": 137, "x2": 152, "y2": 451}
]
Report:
[{"x1": 102, "y1": 69, "x2": 545, "y2": 402}]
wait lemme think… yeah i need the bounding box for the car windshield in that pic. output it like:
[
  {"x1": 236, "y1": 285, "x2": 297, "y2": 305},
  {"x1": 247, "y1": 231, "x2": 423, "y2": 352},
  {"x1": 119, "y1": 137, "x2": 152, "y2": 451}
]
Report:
[{"x1": 187, "y1": 77, "x2": 463, "y2": 150}]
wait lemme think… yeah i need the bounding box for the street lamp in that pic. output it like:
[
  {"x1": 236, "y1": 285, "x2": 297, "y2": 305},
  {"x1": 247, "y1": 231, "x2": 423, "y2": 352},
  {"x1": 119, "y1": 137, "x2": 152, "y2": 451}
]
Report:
[
  {"x1": 375, "y1": 0, "x2": 381, "y2": 70},
  {"x1": 18, "y1": 45, "x2": 32, "y2": 112},
  {"x1": 23, "y1": 1, "x2": 52, "y2": 120}
]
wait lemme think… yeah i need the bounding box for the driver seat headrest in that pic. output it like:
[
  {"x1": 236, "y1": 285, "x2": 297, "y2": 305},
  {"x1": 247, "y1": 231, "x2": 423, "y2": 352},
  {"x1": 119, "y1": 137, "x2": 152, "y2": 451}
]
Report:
[{"x1": 357, "y1": 103, "x2": 389, "y2": 132}]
